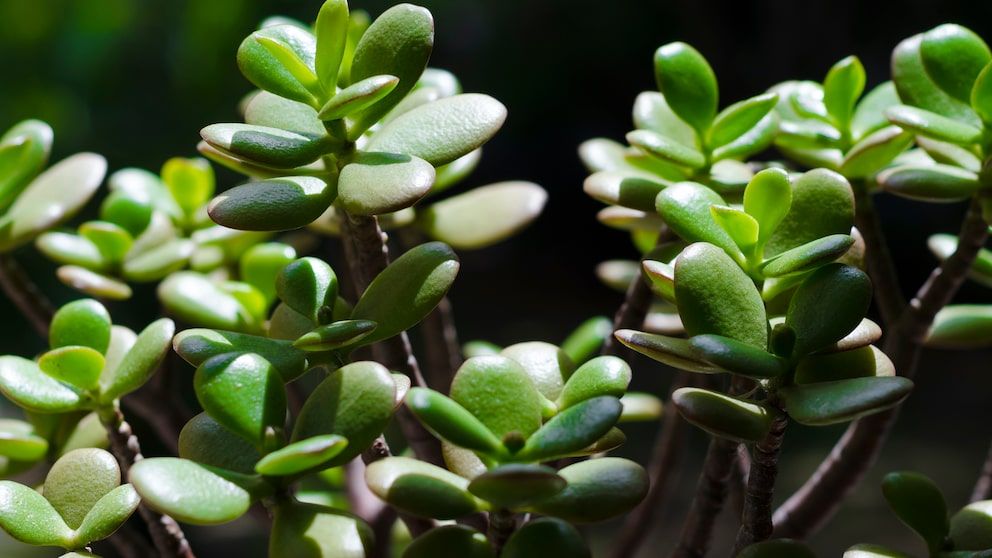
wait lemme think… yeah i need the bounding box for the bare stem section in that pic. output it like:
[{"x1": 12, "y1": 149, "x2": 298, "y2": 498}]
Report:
[{"x1": 733, "y1": 414, "x2": 788, "y2": 555}]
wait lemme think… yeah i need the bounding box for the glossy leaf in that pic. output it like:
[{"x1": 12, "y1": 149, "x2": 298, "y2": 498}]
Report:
[
  {"x1": 528, "y1": 457, "x2": 648, "y2": 523},
  {"x1": 556, "y1": 355, "x2": 631, "y2": 410},
  {"x1": 885, "y1": 104, "x2": 983, "y2": 145},
  {"x1": 793, "y1": 345, "x2": 894, "y2": 384},
  {"x1": 200, "y1": 123, "x2": 330, "y2": 169},
  {"x1": 778, "y1": 377, "x2": 913, "y2": 426},
  {"x1": 39, "y1": 346, "x2": 104, "y2": 394},
  {"x1": 449, "y1": 355, "x2": 543, "y2": 443},
  {"x1": 500, "y1": 341, "x2": 573, "y2": 403},
  {"x1": 174, "y1": 328, "x2": 306, "y2": 382},
  {"x1": 101, "y1": 317, "x2": 174, "y2": 402},
  {"x1": 843, "y1": 543, "x2": 916, "y2": 558},
  {"x1": 292, "y1": 361, "x2": 396, "y2": 468},
  {"x1": 515, "y1": 396, "x2": 622, "y2": 462},
  {"x1": 654, "y1": 42, "x2": 718, "y2": 135},
  {"x1": 672, "y1": 387, "x2": 775, "y2": 443},
  {"x1": 72, "y1": 483, "x2": 140, "y2": 546},
  {"x1": 708, "y1": 92, "x2": 778, "y2": 149},
  {"x1": 49, "y1": 299, "x2": 112, "y2": 353},
  {"x1": 271, "y1": 503, "x2": 374, "y2": 558},
  {"x1": 237, "y1": 24, "x2": 319, "y2": 106},
  {"x1": 405, "y1": 387, "x2": 506, "y2": 457},
  {"x1": 949, "y1": 500, "x2": 992, "y2": 550},
  {"x1": 0, "y1": 355, "x2": 84, "y2": 412},
  {"x1": 743, "y1": 168, "x2": 791, "y2": 249},
  {"x1": 365, "y1": 94, "x2": 507, "y2": 166},
  {"x1": 130, "y1": 458, "x2": 266, "y2": 524},
  {"x1": 876, "y1": 164, "x2": 981, "y2": 202},
  {"x1": 208, "y1": 176, "x2": 335, "y2": 231},
  {"x1": 36, "y1": 232, "x2": 104, "y2": 269},
  {"x1": 162, "y1": 157, "x2": 214, "y2": 220},
  {"x1": 0, "y1": 480, "x2": 72, "y2": 546},
  {"x1": 675, "y1": 242, "x2": 767, "y2": 348},
  {"x1": 973, "y1": 62, "x2": 992, "y2": 126},
  {"x1": 244, "y1": 91, "x2": 325, "y2": 137},
  {"x1": 583, "y1": 172, "x2": 665, "y2": 213},
  {"x1": 365, "y1": 456, "x2": 483, "y2": 519},
  {"x1": 839, "y1": 126, "x2": 914, "y2": 178},
  {"x1": 764, "y1": 169, "x2": 854, "y2": 257},
  {"x1": 179, "y1": 412, "x2": 261, "y2": 475},
  {"x1": 613, "y1": 329, "x2": 726, "y2": 374},
  {"x1": 711, "y1": 205, "x2": 758, "y2": 252},
  {"x1": 319, "y1": 74, "x2": 399, "y2": 121},
  {"x1": 350, "y1": 241, "x2": 459, "y2": 344},
  {"x1": 294, "y1": 320, "x2": 377, "y2": 352},
  {"x1": 786, "y1": 263, "x2": 872, "y2": 357},
  {"x1": 560, "y1": 316, "x2": 614, "y2": 364},
  {"x1": 689, "y1": 334, "x2": 786, "y2": 379},
  {"x1": 627, "y1": 129, "x2": 706, "y2": 169},
  {"x1": 0, "y1": 153, "x2": 107, "y2": 252},
  {"x1": 276, "y1": 256, "x2": 338, "y2": 325},
  {"x1": 402, "y1": 524, "x2": 493, "y2": 558},
  {"x1": 0, "y1": 119, "x2": 52, "y2": 214},
  {"x1": 468, "y1": 464, "x2": 566, "y2": 509},
  {"x1": 347, "y1": 4, "x2": 434, "y2": 139},
  {"x1": 158, "y1": 272, "x2": 262, "y2": 332},
  {"x1": 194, "y1": 352, "x2": 287, "y2": 448},
  {"x1": 823, "y1": 56, "x2": 866, "y2": 130},
  {"x1": 44, "y1": 448, "x2": 121, "y2": 530},
  {"x1": 0, "y1": 419, "x2": 47, "y2": 461},
  {"x1": 632, "y1": 91, "x2": 698, "y2": 149},
  {"x1": 656, "y1": 182, "x2": 738, "y2": 258},
  {"x1": 337, "y1": 151, "x2": 434, "y2": 215},
  {"x1": 919, "y1": 24, "x2": 991, "y2": 104},
  {"x1": 882, "y1": 471, "x2": 949, "y2": 555},
  {"x1": 313, "y1": 0, "x2": 349, "y2": 93},
  {"x1": 761, "y1": 234, "x2": 854, "y2": 278},
  {"x1": 417, "y1": 181, "x2": 547, "y2": 249},
  {"x1": 891, "y1": 31, "x2": 981, "y2": 128},
  {"x1": 255, "y1": 434, "x2": 348, "y2": 477},
  {"x1": 502, "y1": 518, "x2": 590, "y2": 558}
]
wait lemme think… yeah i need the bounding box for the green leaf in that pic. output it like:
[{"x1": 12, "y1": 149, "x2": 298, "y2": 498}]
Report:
[
  {"x1": 654, "y1": 42, "x2": 718, "y2": 135},
  {"x1": 239, "y1": 243, "x2": 298, "y2": 306},
  {"x1": 130, "y1": 458, "x2": 266, "y2": 524},
  {"x1": 743, "y1": 168, "x2": 791, "y2": 249},
  {"x1": 972, "y1": 62, "x2": 992, "y2": 126},
  {"x1": 276, "y1": 256, "x2": 338, "y2": 325},
  {"x1": 885, "y1": 105, "x2": 983, "y2": 145},
  {"x1": 405, "y1": 387, "x2": 506, "y2": 458},
  {"x1": 515, "y1": 396, "x2": 622, "y2": 462},
  {"x1": 0, "y1": 119, "x2": 52, "y2": 214},
  {"x1": 237, "y1": 24, "x2": 319, "y2": 106},
  {"x1": 294, "y1": 320, "x2": 377, "y2": 352},
  {"x1": 318, "y1": 74, "x2": 399, "y2": 121},
  {"x1": 39, "y1": 347, "x2": 104, "y2": 394},
  {"x1": 786, "y1": 263, "x2": 872, "y2": 357},
  {"x1": 254, "y1": 434, "x2": 348, "y2": 477},
  {"x1": 337, "y1": 151, "x2": 434, "y2": 215},
  {"x1": 891, "y1": 32, "x2": 982, "y2": 128},
  {"x1": 468, "y1": 464, "x2": 566, "y2": 509},
  {"x1": 44, "y1": 448, "x2": 121, "y2": 530},
  {"x1": 710, "y1": 112, "x2": 778, "y2": 162},
  {"x1": 528, "y1": 457, "x2": 648, "y2": 523},
  {"x1": 556, "y1": 356, "x2": 631, "y2": 410},
  {"x1": 882, "y1": 471, "x2": 949, "y2": 555},
  {"x1": 763, "y1": 168, "x2": 854, "y2": 258},
  {"x1": 675, "y1": 242, "x2": 767, "y2": 348},
  {"x1": 449, "y1": 355, "x2": 543, "y2": 444},
  {"x1": 778, "y1": 376, "x2": 913, "y2": 426},
  {"x1": 839, "y1": 126, "x2": 914, "y2": 178},
  {"x1": 100, "y1": 317, "x2": 174, "y2": 403},
  {"x1": 72, "y1": 483, "x2": 140, "y2": 546},
  {"x1": 178, "y1": 412, "x2": 261, "y2": 475},
  {"x1": 877, "y1": 163, "x2": 980, "y2": 202},
  {"x1": 671, "y1": 387, "x2": 775, "y2": 443},
  {"x1": 926, "y1": 305, "x2": 992, "y2": 348},
  {"x1": 0, "y1": 480, "x2": 72, "y2": 546},
  {"x1": 194, "y1": 352, "x2": 287, "y2": 449},
  {"x1": 708, "y1": 92, "x2": 778, "y2": 149},
  {"x1": 500, "y1": 341, "x2": 574, "y2": 403},
  {"x1": 0, "y1": 153, "x2": 107, "y2": 252},
  {"x1": 632, "y1": 91, "x2": 699, "y2": 148},
  {"x1": 365, "y1": 456, "x2": 483, "y2": 519},
  {"x1": 79, "y1": 221, "x2": 132, "y2": 266},
  {"x1": 916, "y1": 136, "x2": 983, "y2": 172},
  {"x1": 919, "y1": 24, "x2": 991, "y2": 104},
  {"x1": 162, "y1": 157, "x2": 214, "y2": 220},
  {"x1": 208, "y1": 176, "x2": 335, "y2": 231},
  {"x1": 347, "y1": 4, "x2": 434, "y2": 139},
  {"x1": 99, "y1": 191, "x2": 152, "y2": 237},
  {"x1": 502, "y1": 518, "x2": 591, "y2": 558},
  {"x1": 173, "y1": 328, "x2": 306, "y2": 383},
  {"x1": 200, "y1": 123, "x2": 331, "y2": 169},
  {"x1": 949, "y1": 500, "x2": 992, "y2": 550},
  {"x1": 403, "y1": 524, "x2": 494, "y2": 558},
  {"x1": 823, "y1": 56, "x2": 866, "y2": 131},
  {"x1": 244, "y1": 91, "x2": 326, "y2": 137},
  {"x1": 292, "y1": 361, "x2": 396, "y2": 469},
  {"x1": 656, "y1": 182, "x2": 739, "y2": 258},
  {"x1": 843, "y1": 543, "x2": 916, "y2": 558},
  {"x1": 365, "y1": 94, "x2": 506, "y2": 166},
  {"x1": 710, "y1": 205, "x2": 758, "y2": 252},
  {"x1": 158, "y1": 272, "x2": 262, "y2": 332},
  {"x1": 794, "y1": 345, "x2": 894, "y2": 384},
  {"x1": 688, "y1": 334, "x2": 786, "y2": 379},
  {"x1": 417, "y1": 181, "x2": 547, "y2": 249},
  {"x1": 313, "y1": 0, "x2": 349, "y2": 93},
  {"x1": 36, "y1": 232, "x2": 105, "y2": 269},
  {"x1": 851, "y1": 81, "x2": 902, "y2": 140},
  {"x1": 560, "y1": 316, "x2": 614, "y2": 364},
  {"x1": 49, "y1": 299, "x2": 112, "y2": 353},
  {"x1": 0, "y1": 419, "x2": 48, "y2": 461},
  {"x1": 122, "y1": 239, "x2": 195, "y2": 282},
  {"x1": 583, "y1": 172, "x2": 665, "y2": 213},
  {"x1": 350, "y1": 241, "x2": 459, "y2": 344},
  {"x1": 613, "y1": 329, "x2": 726, "y2": 374},
  {"x1": 269, "y1": 501, "x2": 373, "y2": 558},
  {"x1": 626, "y1": 129, "x2": 706, "y2": 169},
  {"x1": 760, "y1": 234, "x2": 854, "y2": 278},
  {"x1": 0, "y1": 355, "x2": 84, "y2": 413}
]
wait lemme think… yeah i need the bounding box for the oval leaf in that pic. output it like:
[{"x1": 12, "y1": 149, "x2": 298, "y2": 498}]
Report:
[
  {"x1": 208, "y1": 176, "x2": 335, "y2": 231},
  {"x1": 778, "y1": 376, "x2": 914, "y2": 426},
  {"x1": 337, "y1": 151, "x2": 435, "y2": 216},
  {"x1": 528, "y1": 457, "x2": 648, "y2": 523},
  {"x1": 130, "y1": 457, "x2": 264, "y2": 524},
  {"x1": 672, "y1": 387, "x2": 775, "y2": 443},
  {"x1": 194, "y1": 352, "x2": 287, "y2": 448},
  {"x1": 417, "y1": 181, "x2": 547, "y2": 249},
  {"x1": 364, "y1": 456, "x2": 483, "y2": 519}
]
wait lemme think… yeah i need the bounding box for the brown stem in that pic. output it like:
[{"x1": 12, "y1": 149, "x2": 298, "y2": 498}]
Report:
[
  {"x1": 609, "y1": 371, "x2": 693, "y2": 558},
  {"x1": 733, "y1": 414, "x2": 788, "y2": 555},
  {"x1": 852, "y1": 181, "x2": 906, "y2": 327},
  {"x1": 0, "y1": 252, "x2": 54, "y2": 339},
  {"x1": 419, "y1": 297, "x2": 462, "y2": 392},
  {"x1": 487, "y1": 508, "x2": 517, "y2": 555},
  {"x1": 669, "y1": 437, "x2": 740, "y2": 558},
  {"x1": 772, "y1": 196, "x2": 989, "y2": 539},
  {"x1": 99, "y1": 406, "x2": 195, "y2": 558},
  {"x1": 971, "y1": 438, "x2": 992, "y2": 502}
]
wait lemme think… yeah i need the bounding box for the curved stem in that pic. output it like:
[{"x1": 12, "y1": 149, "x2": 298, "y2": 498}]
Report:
[
  {"x1": 609, "y1": 371, "x2": 693, "y2": 558},
  {"x1": 853, "y1": 182, "x2": 906, "y2": 326},
  {"x1": 772, "y1": 196, "x2": 989, "y2": 539},
  {"x1": 669, "y1": 437, "x2": 740, "y2": 558},
  {"x1": 732, "y1": 414, "x2": 788, "y2": 555},
  {"x1": 99, "y1": 406, "x2": 195, "y2": 558},
  {"x1": 0, "y1": 252, "x2": 54, "y2": 339}
]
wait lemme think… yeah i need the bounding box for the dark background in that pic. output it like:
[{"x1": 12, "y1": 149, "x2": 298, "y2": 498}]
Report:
[{"x1": 1, "y1": 0, "x2": 992, "y2": 556}]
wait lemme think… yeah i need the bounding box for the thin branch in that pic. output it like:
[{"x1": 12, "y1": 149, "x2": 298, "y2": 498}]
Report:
[
  {"x1": 773, "y1": 195, "x2": 989, "y2": 539},
  {"x1": 419, "y1": 297, "x2": 462, "y2": 392},
  {"x1": 733, "y1": 413, "x2": 788, "y2": 555},
  {"x1": 609, "y1": 371, "x2": 693, "y2": 558},
  {"x1": 98, "y1": 406, "x2": 195, "y2": 558},
  {"x1": 971, "y1": 437, "x2": 992, "y2": 502},
  {"x1": 0, "y1": 252, "x2": 54, "y2": 339},
  {"x1": 852, "y1": 180, "x2": 906, "y2": 326},
  {"x1": 669, "y1": 437, "x2": 740, "y2": 558}
]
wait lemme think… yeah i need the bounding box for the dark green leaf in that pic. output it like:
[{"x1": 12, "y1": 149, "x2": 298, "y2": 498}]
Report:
[
  {"x1": 761, "y1": 234, "x2": 854, "y2": 278},
  {"x1": 178, "y1": 412, "x2": 261, "y2": 475},
  {"x1": 919, "y1": 24, "x2": 991, "y2": 103},
  {"x1": 882, "y1": 471, "x2": 949, "y2": 555},
  {"x1": 365, "y1": 456, "x2": 483, "y2": 519},
  {"x1": 449, "y1": 355, "x2": 543, "y2": 443},
  {"x1": 237, "y1": 24, "x2": 319, "y2": 106},
  {"x1": 778, "y1": 376, "x2": 913, "y2": 425},
  {"x1": 276, "y1": 256, "x2": 338, "y2": 325},
  {"x1": 656, "y1": 182, "x2": 739, "y2": 258},
  {"x1": 208, "y1": 176, "x2": 335, "y2": 231},
  {"x1": 402, "y1": 524, "x2": 494, "y2": 558},
  {"x1": 949, "y1": 500, "x2": 992, "y2": 550},
  {"x1": 194, "y1": 352, "x2": 287, "y2": 449},
  {"x1": 557, "y1": 355, "x2": 631, "y2": 410},
  {"x1": 839, "y1": 126, "x2": 915, "y2": 178},
  {"x1": 405, "y1": 387, "x2": 506, "y2": 457},
  {"x1": 689, "y1": 334, "x2": 786, "y2": 379},
  {"x1": 528, "y1": 457, "x2": 648, "y2": 523},
  {"x1": 763, "y1": 168, "x2": 854, "y2": 257},
  {"x1": 515, "y1": 396, "x2": 622, "y2": 462},
  {"x1": 786, "y1": 263, "x2": 872, "y2": 357},
  {"x1": 877, "y1": 163, "x2": 980, "y2": 202},
  {"x1": 613, "y1": 329, "x2": 726, "y2": 374},
  {"x1": 672, "y1": 387, "x2": 775, "y2": 443},
  {"x1": 468, "y1": 464, "x2": 566, "y2": 509},
  {"x1": 173, "y1": 328, "x2": 307, "y2": 383},
  {"x1": 502, "y1": 518, "x2": 591, "y2": 558}
]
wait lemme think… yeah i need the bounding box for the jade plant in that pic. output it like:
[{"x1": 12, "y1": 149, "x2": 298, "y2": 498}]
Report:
[{"x1": 0, "y1": 2, "x2": 991, "y2": 558}]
